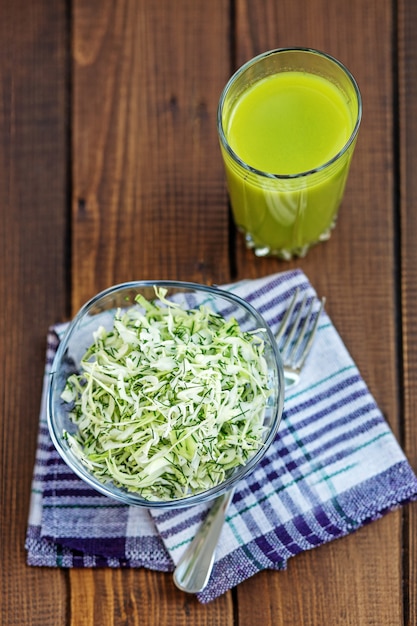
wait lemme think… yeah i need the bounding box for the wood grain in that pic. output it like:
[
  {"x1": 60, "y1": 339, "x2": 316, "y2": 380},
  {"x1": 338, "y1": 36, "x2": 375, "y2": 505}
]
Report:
[
  {"x1": 233, "y1": 1, "x2": 404, "y2": 624},
  {"x1": 0, "y1": 1, "x2": 69, "y2": 624},
  {"x1": 70, "y1": 1, "x2": 235, "y2": 623},
  {"x1": 398, "y1": 0, "x2": 417, "y2": 623},
  {"x1": 234, "y1": 0, "x2": 398, "y2": 411},
  {"x1": 72, "y1": 0, "x2": 231, "y2": 311},
  {"x1": 69, "y1": 569, "x2": 233, "y2": 626},
  {"x1": 2, "y1": 0, "x2": 417, "y2": 624}
]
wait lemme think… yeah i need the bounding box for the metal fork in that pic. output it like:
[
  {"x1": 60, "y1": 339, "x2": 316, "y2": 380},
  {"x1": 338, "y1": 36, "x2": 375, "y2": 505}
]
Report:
[{"x1": 173, "y1": 288, "x2": 325, "y2": 594}]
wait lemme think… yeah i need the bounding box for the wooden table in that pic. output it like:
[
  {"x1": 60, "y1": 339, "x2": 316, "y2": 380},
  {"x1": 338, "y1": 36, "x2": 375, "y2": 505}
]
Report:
[{"x1": 2, "y1": 1, "x2": 417, "y2": 624}]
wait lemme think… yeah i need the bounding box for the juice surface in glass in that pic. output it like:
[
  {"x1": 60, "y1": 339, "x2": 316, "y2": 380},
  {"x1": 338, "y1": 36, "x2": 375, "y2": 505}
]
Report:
[{"x1": 220, "y1": 69, "x2": 359, "y2": 257}]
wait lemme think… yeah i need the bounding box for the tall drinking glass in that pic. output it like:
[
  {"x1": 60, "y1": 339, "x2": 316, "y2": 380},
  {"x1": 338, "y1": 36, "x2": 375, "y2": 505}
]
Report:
[{"x1": 217, "y1": 48, "x2": 362, "y2": 259}]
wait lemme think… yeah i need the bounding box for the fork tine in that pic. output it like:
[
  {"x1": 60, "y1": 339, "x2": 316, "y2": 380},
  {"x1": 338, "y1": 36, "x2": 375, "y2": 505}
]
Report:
[
  {"x1": 286, "y1": 295, "x2": 315, "y2": 362},
  {"x1": 281, "y1": 293, "x2": 309, "y2": 357},
  {"x1": 294, "y1": 296, "x2": 326, "y2": 370},
  {"x1": 275, "y1": 288, "x2": 300, "y2": 342},
  {"x1": 276, "y1": 289, "x2": 326, "y2": 380}
]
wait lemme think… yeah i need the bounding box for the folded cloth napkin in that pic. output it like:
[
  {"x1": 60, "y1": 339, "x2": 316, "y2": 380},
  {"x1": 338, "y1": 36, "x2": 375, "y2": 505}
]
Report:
[{"x1": 26, "y1": 269, "x2": 417, "y2": 602}]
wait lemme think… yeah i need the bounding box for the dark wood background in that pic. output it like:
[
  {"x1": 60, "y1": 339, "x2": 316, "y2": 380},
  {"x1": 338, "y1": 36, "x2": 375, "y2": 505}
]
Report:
[{"x1": 2, "y1": 0, "x2": 416, "y2": 624}]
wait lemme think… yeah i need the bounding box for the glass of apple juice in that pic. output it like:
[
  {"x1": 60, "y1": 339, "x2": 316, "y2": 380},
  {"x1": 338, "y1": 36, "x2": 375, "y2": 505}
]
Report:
[{"x1": 217, "y1": 48, "x2": 362, "y2": 259}]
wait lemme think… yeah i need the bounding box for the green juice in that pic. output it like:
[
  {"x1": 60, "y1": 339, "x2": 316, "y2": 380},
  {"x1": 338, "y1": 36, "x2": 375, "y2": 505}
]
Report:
[{"x1": 220, "y1": 70, "x2": 359, "y2": 257}]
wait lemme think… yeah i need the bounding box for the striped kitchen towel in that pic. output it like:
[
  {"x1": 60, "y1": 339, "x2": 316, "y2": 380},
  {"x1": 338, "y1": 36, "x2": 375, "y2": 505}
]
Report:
[{"x1": 26, "y1": 269, "x2": 417, "y2": 602}]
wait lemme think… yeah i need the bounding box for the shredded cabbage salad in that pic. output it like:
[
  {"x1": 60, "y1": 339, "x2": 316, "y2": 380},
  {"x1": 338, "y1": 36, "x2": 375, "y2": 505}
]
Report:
[{"x1": 61, "y1": 287, "x2": 273, "y2": 501}]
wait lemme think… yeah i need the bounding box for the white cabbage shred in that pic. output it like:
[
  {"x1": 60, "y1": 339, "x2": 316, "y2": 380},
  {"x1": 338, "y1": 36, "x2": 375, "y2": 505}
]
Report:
[{"x1": 62, "y1": 287, "x2": 272, "y2": 501}]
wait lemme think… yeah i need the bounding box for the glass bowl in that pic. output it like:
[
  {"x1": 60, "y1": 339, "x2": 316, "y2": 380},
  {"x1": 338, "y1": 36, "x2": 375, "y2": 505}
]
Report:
[{"x1": 47, "y1": 280, "x2": 285, "y2": 509}]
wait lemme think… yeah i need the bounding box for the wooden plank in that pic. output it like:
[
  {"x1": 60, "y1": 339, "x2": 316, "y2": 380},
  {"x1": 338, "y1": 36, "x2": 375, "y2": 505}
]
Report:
[
  {"x1": 233, "y1": 0, "x2": 398, "y2": 408},
  {"x1": 230, "y1": 1, "x2": 405, "y2": 624},
  {"x1": 71, "y1": 1, "x2": 234, "y2": 623},
  {"x1": 0, "y1": 1, "x2": 69, "y2": 625},
  {"x1": 398, "y1": 0, "x2": 417, "y2": 623},
  {"x1": 69, "y1": 569, "x2": 233, "y2": 626},
  {"x1": 72, "y1": 0, "x2": 231, "y2": 311}
]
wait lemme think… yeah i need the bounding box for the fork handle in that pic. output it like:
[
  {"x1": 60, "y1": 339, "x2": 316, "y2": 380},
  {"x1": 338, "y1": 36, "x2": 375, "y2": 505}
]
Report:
[{"x1": 173, "y1": 488, "x2": 235, "y2": 593}]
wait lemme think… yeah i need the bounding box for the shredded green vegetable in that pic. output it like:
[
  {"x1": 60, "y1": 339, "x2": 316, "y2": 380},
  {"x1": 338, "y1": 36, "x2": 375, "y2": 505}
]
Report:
[{"x1": 61, "y1": 287, "x2": 272, "y2": 501}]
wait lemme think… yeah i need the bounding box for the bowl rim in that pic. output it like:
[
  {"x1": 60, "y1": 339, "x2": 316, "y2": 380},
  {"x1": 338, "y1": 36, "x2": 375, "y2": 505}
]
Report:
[{"x1": 47, "y1": 279, "x2": 285, "y2": 508}]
